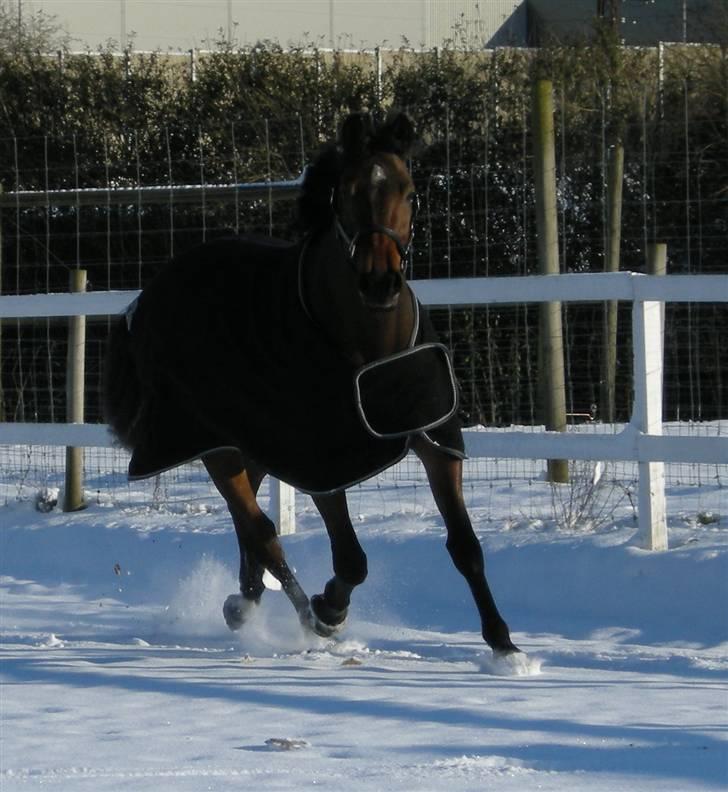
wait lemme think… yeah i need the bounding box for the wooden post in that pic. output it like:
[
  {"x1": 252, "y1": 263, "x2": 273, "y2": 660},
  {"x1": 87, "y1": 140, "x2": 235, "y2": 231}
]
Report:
[
  {"x1": 602, "y1": 143, "x2": 624, "y2": 423},
  {"x1": 648, "y1": 242, "x2": 667, "y2": 285},
  {"x1": 532, "y1": 80, "x2": 568, "y2": 483},
  {"x1": 375, "y1": 46, "x2": 382, "y2": 106},
  {"x1": 634, "y1": 243, "x2": 668, "y2": 550},
  {"x1": 269, "y1": 478, "x2": 296, "y2": 536},
  {"x1": 0, "y1": 191, "x2": 4, "y2": 422},
  {"x1": 63, "y1": 269, "x2": 87, "y2": 512}
]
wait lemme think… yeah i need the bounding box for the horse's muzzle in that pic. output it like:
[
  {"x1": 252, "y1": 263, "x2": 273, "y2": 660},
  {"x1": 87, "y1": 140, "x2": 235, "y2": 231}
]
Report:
[{"x1": 358, "y1": 271, "x2": 403, "y2": 311}]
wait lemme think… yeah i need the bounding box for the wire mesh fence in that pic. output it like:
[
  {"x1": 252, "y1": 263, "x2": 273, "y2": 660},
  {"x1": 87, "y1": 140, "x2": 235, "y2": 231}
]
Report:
[
  {"x1": 2, "y1": 136, "x2": 726, "y2": 422},
  {"x1": 0, "y1": 45, "x2": 726, "y2": 516},
  {"x1": 2, "y1": 430, "x2": 724, "y2": 533}
]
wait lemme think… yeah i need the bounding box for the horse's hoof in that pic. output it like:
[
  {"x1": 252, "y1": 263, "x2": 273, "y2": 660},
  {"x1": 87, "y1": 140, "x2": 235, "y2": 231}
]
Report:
[
  {"x1": 485, "y1": 621, "x2": 519, "y2": 656},
  {"x1": 494, "y1": 645, "x2": 521, "y2": 658},
  {"x1": 305, "y1": 613, "x2": 343, "y2": 639},
  {"x1": 478, "y1": 648, "x2": 541, "y2": 677},
  {"x1": 223, "y1": 593, "x2": 258, "y2": 631},
  {"x1": 305, "y1": 595, "x2": 347, "y2": 638}
]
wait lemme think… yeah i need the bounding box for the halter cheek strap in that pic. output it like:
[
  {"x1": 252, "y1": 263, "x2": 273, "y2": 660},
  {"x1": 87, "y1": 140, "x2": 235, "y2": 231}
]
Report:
[
  {"x1": 334, "y1": 215, "x2": 414, "y2": 265},
  {"x1": 332, "y1": 190, "x2": 419, "y2": 273}
]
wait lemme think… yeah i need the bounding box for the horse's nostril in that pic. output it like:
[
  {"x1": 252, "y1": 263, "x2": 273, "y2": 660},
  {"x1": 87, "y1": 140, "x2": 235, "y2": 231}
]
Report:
[
  {"x1": 359, "y1": 271, "x2": 402, "y2": 289},
  {"x1": 358, "y1": 271, "x2": 403, "y2": 309}
]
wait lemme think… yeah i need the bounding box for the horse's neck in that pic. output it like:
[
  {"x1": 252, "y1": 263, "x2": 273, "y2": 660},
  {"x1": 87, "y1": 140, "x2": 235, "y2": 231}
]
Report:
[{"x1": 304, "y1": 229, "x2": 416, "y2": 368}]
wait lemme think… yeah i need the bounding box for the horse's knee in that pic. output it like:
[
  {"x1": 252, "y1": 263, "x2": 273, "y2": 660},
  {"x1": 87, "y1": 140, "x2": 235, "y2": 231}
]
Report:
[{"x1": 446, "y1": 532, "x2": 484, "y2": 579}]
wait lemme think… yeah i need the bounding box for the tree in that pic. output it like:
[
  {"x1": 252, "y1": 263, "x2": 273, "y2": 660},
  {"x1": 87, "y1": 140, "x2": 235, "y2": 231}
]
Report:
[{"x1": 0, "y1": 0, "x2": 69, "y2": 53}]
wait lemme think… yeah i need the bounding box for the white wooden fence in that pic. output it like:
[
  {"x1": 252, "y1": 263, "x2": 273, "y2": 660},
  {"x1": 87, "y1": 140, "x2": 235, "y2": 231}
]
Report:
[{"x1": 2, "y1": 271, "x2": 727, "y2": 549}]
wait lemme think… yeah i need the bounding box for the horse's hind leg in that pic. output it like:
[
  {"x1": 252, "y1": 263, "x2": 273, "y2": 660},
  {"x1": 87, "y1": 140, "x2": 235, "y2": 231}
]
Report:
[
  {"x1": 310, "y1": 491, "x2": 368, "y2": 634},
  {"x1": 233, "y1": 459, "x2": 267, "y2": 606},
  {"x1": 412, "y1": 437, "x2": 519, "y2": 655},
  {"x1": 202, "y1": 451, "x2": 266, "y2": 628},
  {"x1": 203, "y1": 450, "x2": 311, "y2": 631}
]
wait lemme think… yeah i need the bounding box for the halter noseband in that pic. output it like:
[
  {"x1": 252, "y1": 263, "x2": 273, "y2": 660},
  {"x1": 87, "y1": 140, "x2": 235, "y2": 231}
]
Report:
[{"x1": 332, "y1": 189, "x2": 419, "y2": 273}]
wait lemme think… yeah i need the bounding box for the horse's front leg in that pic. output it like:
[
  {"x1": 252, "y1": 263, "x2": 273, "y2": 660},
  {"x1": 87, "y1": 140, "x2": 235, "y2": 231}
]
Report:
[
  {"x1": 310, "y1": 491, "x2": 368, "y2": 635},
  {"x1": 204, "y1": 450, "x2": 312, "y2": 632},
  {"x1": 412, "y1": 437, "x2": 519, "y2": 655}
]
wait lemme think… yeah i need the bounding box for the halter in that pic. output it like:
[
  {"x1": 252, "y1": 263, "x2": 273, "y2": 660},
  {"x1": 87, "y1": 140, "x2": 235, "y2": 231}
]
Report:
[{"x1": 331, "y1": 189, "x2": 419, "y2": 274}]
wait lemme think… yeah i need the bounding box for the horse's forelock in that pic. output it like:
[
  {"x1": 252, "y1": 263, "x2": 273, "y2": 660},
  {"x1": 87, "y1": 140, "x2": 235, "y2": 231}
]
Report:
[
  {"x1": 340, "y1": 112, "x2": 416, "y2": 162},
  {"x1": 297, "y1": 112, "x2": 417, "y2": 233}
]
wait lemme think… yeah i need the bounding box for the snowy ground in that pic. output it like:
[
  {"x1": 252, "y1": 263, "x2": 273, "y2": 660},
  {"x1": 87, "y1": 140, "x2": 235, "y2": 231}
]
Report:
[{"x1": 1, "y1": 453, "x2": 727, "y2": 791}]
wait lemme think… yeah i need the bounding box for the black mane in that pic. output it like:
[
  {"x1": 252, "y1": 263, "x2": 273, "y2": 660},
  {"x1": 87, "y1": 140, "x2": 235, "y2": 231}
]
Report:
[
  {"x1": 297, "y1": 112, "x2": 416, "y2": 235},
  {"x1": 296, "y1": 143, "x2": 340, "y2": 234}
]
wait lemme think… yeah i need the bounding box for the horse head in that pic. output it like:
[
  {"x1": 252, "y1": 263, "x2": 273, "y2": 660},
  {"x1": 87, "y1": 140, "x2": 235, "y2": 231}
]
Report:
[{"x1": 332, "y1": 112, "x2": 418, "y2": 311}]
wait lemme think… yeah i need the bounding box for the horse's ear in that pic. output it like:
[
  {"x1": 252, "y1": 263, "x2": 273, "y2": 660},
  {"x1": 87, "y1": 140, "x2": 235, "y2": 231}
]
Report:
[
  {"x1": 379, "y1": 112, "x2": 417, "y2": 159},
  {"x1": 340, "y1": 113, "x2": 373, "y2": 161}
]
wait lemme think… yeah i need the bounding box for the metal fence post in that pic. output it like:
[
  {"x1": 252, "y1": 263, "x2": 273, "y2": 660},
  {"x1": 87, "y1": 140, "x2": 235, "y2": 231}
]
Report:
[{"x1": 63, "y1": 269, "x2": 87, "y2": 512}]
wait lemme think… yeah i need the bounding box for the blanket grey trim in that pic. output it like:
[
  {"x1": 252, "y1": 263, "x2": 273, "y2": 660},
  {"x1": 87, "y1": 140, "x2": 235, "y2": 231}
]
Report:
[
  {"x1": 127, "y1": 436, "x2": 464, "y2": 492},
  {"x1": 353, "y1": 342, "x2": 458, "y2": 439},
  {"x1": 294, "y1": 442, "x2": 411, "y2": 496},
  {"x1": 421, "y1": 432, "x2": 467, "y2": 461},
  {"x1": 127, "y1": 445, "x2": 241, "y2": 481}
]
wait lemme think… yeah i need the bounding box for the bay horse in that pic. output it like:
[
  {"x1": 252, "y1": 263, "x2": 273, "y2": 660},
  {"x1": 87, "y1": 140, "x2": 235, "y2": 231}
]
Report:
[{"x1": 104, "y1": 112, "x2": 519, "y2": 657}]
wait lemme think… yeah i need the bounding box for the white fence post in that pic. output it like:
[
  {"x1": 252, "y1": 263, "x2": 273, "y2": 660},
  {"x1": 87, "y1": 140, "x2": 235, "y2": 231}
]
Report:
[
  {"x1": 632, "y1": 293, "x2": 668, "y2": 551},
  {"x1": 269, "y1": 478, "x2": 296, "y2": 536}
]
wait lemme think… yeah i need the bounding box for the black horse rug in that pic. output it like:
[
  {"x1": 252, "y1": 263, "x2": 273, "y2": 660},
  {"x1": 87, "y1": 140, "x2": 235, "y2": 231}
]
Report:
[{"x1": 123, "y1": 235, "x2": 464, "y2": 495}]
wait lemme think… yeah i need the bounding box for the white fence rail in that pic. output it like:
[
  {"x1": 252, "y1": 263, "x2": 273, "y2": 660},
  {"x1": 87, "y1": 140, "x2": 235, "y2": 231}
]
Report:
[
  {"x1": 2, "y1": 271, "x2": 725, "y2": 318},
  {"x1": 2, "y1": 272, "x2": 727, "y2": 548}
]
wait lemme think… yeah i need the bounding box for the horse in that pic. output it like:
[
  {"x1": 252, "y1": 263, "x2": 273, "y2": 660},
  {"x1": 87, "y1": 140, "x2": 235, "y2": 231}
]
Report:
[{"x1": 104, "y1": 111, "x2": 519, "y2": 657}]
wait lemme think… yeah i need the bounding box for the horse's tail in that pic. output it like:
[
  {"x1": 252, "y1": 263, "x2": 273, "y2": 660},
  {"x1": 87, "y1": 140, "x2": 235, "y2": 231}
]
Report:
[{"x1": 103, "y1": 316, "x2": 141, "y2": 450}]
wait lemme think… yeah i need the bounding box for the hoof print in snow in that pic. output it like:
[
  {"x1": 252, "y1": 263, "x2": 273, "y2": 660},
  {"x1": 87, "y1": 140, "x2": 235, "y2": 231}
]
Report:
[{"x1": 265, "y1": 738, "x2": 309, "y2": 751}]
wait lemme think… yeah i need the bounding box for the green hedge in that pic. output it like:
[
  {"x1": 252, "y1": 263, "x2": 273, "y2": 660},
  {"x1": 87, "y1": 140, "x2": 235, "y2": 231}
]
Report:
[{"x1": 0, "y1": 40, "x2": 726, "y2": 424}]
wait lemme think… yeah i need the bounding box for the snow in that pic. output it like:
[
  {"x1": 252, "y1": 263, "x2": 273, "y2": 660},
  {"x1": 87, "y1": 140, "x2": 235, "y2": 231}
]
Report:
[{"x1": 1, "y1": 454, "x2": 727, "y2": 791}]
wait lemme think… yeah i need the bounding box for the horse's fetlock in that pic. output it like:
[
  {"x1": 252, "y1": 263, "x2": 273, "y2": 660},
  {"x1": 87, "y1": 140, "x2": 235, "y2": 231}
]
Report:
[
  {"x1": 242, "y1": 579, "x2": 265, "y2": 603},
  {"x1": 322, "y1": 574, "x2": 356, "y2": 615}
]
